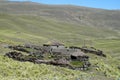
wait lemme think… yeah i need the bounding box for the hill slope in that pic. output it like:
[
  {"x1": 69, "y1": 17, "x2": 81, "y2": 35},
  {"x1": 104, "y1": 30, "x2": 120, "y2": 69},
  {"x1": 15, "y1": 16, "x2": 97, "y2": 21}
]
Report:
[
  {"x1": 0, "y1": 13, "x2": 119, "y2": 44},
  {"x1": 0, "y1": 1, "x2": 120, "y2": 30},
  {"x1": 0, "y1": 1, "x2": 120, "y2": 80}
]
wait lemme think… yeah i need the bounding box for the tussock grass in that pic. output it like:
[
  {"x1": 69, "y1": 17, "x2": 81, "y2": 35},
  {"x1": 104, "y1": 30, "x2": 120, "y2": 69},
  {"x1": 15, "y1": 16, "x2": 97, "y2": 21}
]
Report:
[
  {"x1": 0, "y1": 13, "x2": 119, "y2": 80},
  {"x1": 0, "y1": 55, "x2": 90, "y2": 80}
]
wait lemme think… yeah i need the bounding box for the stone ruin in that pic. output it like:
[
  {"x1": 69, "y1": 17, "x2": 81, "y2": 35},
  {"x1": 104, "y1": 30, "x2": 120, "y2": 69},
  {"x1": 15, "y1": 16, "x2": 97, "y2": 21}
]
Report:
[
  {"x1": 69, "y1": 46, "x2": 106, "y2": 57},
  {"x1": 4, "y1": 42, "x2": 106, "y2": 71}
]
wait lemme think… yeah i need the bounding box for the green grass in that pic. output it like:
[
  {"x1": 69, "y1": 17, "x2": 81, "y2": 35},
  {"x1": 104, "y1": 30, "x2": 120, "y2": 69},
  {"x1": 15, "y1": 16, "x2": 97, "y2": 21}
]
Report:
[
  {"x1": 86, "y1": 39, "x2": 120, "y2": 79},
  {"x1": 0, "y1": 2, "x2": 120, "y2": 79},
  {"x1": 0, "y1": 13, "x2": 120, "y2": 80},
  {"x1": 0, "y1": 55, "x2": 100, "y2": 80},
  {"x1": 70, "y1": 61, "x2": 84, "y2": 67},
  {"x1": 0, "y1": 14, "x2": 119, "y2": 44}
]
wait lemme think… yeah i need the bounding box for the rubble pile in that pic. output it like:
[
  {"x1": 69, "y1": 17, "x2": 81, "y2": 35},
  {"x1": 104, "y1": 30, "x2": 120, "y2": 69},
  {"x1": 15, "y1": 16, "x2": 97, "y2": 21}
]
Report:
[{"x1": 4, "y1": 42, "x2": 106, "y2": 71}]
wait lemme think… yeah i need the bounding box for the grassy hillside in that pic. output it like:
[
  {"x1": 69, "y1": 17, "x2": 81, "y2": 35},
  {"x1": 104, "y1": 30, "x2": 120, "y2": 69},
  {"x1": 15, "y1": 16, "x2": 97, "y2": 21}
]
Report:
[
  {"x1": 0, "y1": 1, "x2": 120, "y2": 30},
  {"x1": 0, "y1": 13, "x2": 119, "y2": 44},
  {"x1": 0, "y1": 13, "x2": 119, "y2": 80},
  {"x1": 0, "y1": 1, "x2": 120, "y2": 80}
]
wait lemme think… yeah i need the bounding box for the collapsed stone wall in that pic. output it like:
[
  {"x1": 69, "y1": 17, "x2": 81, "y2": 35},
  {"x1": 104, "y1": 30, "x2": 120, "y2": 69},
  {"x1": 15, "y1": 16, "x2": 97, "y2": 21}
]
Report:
[
  {"x1": 4, "y1": 44, "x2": 106, "y2": 71},
  {"x1": 5, "y1": 44, "x2": 92, "y2": 71},
  {"x1": 69, "y1": 46, "x2": 106, "y2": 57}
]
